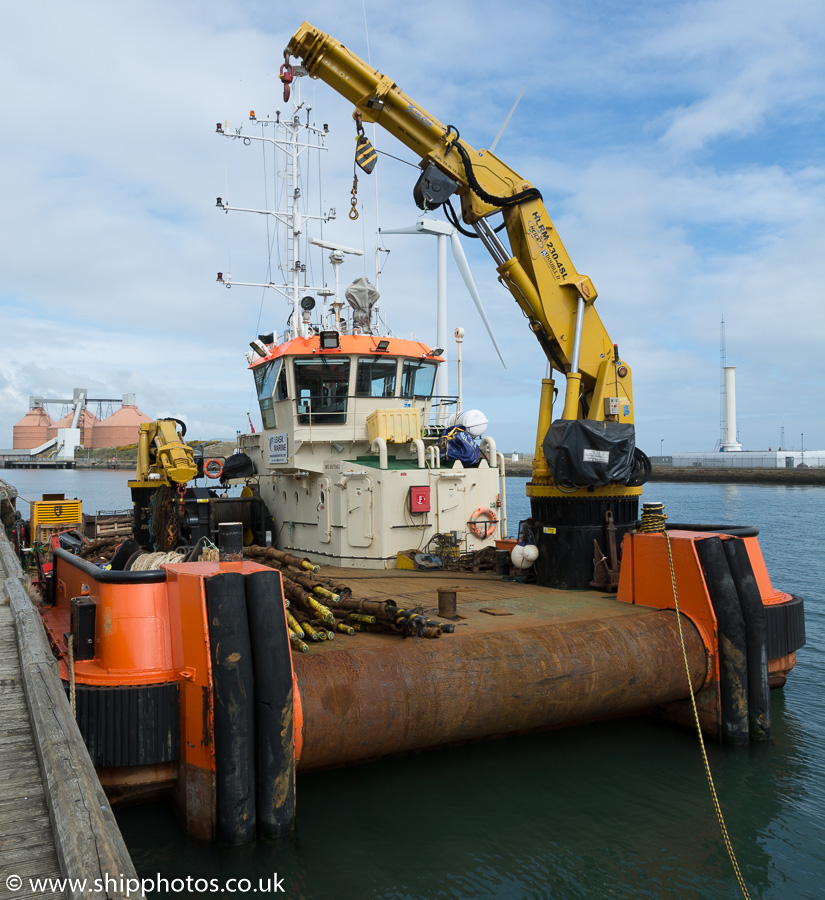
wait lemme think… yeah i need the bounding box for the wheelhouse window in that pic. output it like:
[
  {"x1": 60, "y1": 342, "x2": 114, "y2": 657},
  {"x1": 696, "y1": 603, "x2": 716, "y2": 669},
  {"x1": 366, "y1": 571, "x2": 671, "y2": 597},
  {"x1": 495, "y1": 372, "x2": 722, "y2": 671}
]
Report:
[
  {"x1": 253, "y1": 359, "x2": 283, "y2": 429},
  {"x1": 400, "y1": 359, "x2": 437, "y2": 398},
  {"x1": 293, "y1": 357, "x2": 350, "y2": 425},
  {"x1": 355, "y1": 357, "x2": 397, "y2": 398}
]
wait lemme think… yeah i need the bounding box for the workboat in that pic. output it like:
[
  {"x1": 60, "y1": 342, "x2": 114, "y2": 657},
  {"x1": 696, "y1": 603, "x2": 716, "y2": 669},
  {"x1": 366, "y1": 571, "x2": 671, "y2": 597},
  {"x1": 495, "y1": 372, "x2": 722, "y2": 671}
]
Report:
[{"x1": 26, "y1": 27, "x2": 806, "y2": 846}]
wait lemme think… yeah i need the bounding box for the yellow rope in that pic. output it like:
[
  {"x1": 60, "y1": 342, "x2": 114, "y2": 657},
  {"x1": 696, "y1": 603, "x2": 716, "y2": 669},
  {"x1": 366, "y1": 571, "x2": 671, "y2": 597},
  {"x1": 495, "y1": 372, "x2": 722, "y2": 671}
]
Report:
[
  {"x1": 638, "y1": 501, "x2": 667, "y2": 533},
  {"x1": 663, "y1": 530, "x2": 751, "y2": 899},
  {"x1": 67, "y1": 634, "x2": 76, "y2": 719}
]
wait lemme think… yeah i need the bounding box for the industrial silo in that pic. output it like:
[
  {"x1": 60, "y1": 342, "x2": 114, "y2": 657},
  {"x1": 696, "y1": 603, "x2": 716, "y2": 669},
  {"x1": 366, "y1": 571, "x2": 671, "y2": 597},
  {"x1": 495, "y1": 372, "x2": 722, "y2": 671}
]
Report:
[
  {"x1": 47, "y1": 410, "x2": 99, "y2": 448},
  {"x1": 93, "y1": 399, "x2": 152, "y2": 448},
  {"x1": 12, "y1": 407, "x2": 55, "y2": 449}
]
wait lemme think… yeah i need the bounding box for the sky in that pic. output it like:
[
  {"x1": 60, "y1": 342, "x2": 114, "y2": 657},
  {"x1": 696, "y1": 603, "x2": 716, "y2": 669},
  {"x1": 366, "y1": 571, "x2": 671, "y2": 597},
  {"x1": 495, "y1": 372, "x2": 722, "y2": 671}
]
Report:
[{"x1": 2, "y1": 0, "x2": 823, "y2": 455}]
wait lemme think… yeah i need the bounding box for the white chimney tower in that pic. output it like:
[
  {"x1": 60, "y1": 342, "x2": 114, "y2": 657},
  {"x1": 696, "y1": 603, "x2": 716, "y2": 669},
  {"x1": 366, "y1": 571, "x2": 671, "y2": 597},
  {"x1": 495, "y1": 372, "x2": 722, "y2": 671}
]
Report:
[{"x1": 721, "y1": 366, "x2": 742, "y2": 451}]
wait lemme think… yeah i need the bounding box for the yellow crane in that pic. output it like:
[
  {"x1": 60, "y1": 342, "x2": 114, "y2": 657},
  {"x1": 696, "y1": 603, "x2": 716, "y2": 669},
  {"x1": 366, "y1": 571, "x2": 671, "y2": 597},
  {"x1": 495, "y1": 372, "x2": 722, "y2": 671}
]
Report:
[
  {"x1": 129, "y1": 418, "x2": 197, "y2": 551},
  {"x1": 130, "y1": 418, "x2": 197, "y2": 488},
  {"x1": 284, "y1": 23, "x2": 650, "y2": 588}
]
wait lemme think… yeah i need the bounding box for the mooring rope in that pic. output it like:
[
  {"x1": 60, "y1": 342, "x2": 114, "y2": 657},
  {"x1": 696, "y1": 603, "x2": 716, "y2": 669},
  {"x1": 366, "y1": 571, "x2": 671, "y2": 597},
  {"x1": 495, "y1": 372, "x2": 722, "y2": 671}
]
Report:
[
  {"x1": 67, "y1": 634, "x2": 76, "y2": 719},
  {"x1": 638, "y1": 501, "x2": 668, "y2": 533},
  {"x1": 649, "y1": 504, "x2": 751, "y2": 899}
]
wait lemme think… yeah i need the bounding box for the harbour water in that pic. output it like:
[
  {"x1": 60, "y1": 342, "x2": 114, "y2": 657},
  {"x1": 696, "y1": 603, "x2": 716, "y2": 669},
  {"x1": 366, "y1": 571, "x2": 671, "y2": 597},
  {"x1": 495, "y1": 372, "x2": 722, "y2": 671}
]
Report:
[{"x1": 6, "y1": 470, "x2": 824, "y2": 898}]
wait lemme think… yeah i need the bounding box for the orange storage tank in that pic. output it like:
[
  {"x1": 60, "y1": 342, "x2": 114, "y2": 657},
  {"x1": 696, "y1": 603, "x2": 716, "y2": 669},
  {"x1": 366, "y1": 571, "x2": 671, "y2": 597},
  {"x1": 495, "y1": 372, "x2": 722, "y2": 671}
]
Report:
[
  {"x1": 93, "y1": 403, "x2": 153, "y2": 448},
  {"x1": 12, "y1": 406, "x2": 54, "y2": 449},
  {"x1": 47, "y1": 409, "x2": 98, "y2": 447}
]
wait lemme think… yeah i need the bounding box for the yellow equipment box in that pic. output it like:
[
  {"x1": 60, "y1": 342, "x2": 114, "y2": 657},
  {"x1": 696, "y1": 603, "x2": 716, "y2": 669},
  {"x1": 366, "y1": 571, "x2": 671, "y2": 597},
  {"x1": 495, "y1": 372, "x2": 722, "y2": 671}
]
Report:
[
  {"x1": 31, "y1": 494, "x2": 83, "y2": 541},
  {"x1": 367, "y1": 408, "x2": 420, "y2": 443},
  {"x1": 396, "y1": 550, "x2": 418, "y2": 570}
]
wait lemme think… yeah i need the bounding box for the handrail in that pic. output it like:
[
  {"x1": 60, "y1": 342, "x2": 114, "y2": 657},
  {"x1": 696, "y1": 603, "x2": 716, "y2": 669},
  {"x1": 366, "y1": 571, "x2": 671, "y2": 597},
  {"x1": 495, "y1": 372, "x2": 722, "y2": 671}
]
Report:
[
  {"x1": 480, "y1": 435, "x2": 497, "y2": 467},
  {"x1": 54, "y1": 547, "x2": 167, "y2": 583},
  {"x1": 411, "y1": 438, "x2": 426, "y2": 468},
  {"x1": 370, "y1": 437, "x2": 388, "y2": 469},
  {"x1": 497, "y1": 451, "x2": 508, "y2": 539}
]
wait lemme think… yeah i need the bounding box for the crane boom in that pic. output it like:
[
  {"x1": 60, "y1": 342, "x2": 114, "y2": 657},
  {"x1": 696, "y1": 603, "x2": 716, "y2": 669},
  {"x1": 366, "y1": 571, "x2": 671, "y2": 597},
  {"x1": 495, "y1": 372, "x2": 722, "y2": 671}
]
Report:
[
  {"x1": 285, "y1": 22, "x2": 649, "y2": 589},
  {"x1": 286, "y1": 22, "x2": 632, "y2": 428}
]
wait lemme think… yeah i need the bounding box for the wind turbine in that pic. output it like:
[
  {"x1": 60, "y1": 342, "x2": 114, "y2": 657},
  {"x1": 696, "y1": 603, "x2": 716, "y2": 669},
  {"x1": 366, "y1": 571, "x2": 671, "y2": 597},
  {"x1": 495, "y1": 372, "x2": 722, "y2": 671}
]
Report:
[{"x1": 380, "y1": 218, "x2": 506, "y2": 400}]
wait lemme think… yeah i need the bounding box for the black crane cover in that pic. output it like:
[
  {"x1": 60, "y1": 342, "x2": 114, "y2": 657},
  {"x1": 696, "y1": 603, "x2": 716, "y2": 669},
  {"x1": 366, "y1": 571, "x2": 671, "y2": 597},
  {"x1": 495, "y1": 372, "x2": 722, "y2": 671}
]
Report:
[{"x1": 543, "y1": 419, "x2": 640, "y2": 487}]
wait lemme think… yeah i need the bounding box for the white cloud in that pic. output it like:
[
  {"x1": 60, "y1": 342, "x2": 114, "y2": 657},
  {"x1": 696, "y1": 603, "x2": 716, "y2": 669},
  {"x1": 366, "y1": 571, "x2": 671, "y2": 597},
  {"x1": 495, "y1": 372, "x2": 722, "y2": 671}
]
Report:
[{"x1": 0, "y1": 0, "x2": 823, "y2": 458}]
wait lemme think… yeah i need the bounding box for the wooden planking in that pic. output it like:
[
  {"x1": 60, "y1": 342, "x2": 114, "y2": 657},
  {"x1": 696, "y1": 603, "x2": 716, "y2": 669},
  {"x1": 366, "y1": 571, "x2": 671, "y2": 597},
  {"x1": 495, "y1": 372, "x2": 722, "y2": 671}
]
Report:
[
  {"x1": 0, "y1": 731, "x2": 40, "y2": 750},
  {"x1": 0, "y1": 809, "x2": 53, "y2": 838},
  {"x1": 0, "y1": 828, "x2": 65, "y2": 858},
  {"x1": 2, "y1": 534, "x2": 145, "y2": 900},
  {"x1": 0, "y1": 564, "x2": 64, "y2": 898},
  {"x1": 0, "y1": 850, "x2": 66, "y2": 900}
]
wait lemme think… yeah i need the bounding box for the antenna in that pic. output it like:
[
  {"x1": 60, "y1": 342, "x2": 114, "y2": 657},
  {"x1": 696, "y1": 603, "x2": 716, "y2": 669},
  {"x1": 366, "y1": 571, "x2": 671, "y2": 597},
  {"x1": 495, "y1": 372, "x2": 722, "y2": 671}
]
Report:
[
  {"x1": 309, "y1": 239, "x2": 364, "y2": 330},
  {"x1": 309, "y1": 238, "x2": 363, "y2": 256},
  {"x1": 216, "y1": 73, "x2": 334, "y2": 339}
]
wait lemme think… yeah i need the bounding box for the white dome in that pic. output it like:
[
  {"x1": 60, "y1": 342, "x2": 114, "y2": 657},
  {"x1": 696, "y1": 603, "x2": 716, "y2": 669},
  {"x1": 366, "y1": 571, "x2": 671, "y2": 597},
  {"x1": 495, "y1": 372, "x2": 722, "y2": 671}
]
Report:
[
  {"x1": 511, "y1": 543, "x2": 539, "y2": 569},
  {"x1": 455, "y1": 409, "x2": 488, "y2": 437}
]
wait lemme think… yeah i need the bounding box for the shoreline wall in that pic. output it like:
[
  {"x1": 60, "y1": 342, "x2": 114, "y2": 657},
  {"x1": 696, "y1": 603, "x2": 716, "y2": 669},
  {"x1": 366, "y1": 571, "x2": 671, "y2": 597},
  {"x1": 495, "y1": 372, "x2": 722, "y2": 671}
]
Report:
[{"x1": 502, "y1": 459, "x2": 824, "y2": 485}]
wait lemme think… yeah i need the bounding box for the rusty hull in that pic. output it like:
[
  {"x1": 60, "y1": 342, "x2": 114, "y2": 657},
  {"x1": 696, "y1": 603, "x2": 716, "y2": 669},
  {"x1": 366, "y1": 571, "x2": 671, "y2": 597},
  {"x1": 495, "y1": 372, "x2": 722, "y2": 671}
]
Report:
[{"x1": 292, "y1": 572, "x2": 707, "y2": 770}]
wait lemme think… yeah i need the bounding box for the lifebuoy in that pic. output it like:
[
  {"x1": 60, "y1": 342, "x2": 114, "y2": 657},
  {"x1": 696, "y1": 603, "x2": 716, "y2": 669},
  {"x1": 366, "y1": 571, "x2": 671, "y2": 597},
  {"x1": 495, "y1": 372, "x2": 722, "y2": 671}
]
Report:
[
  {"x1": 204, "y1": 458, "x2": 224, "y2": 479},
  {"x1": 469, "y1": 506, "x2": 498, "y2": 539}
]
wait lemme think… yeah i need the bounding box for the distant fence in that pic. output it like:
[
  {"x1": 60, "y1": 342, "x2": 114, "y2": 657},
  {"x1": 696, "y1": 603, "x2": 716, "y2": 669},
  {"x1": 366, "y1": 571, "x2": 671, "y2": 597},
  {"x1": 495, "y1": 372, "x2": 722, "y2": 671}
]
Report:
[{"x1": 671, "y1": 452, "x2": 825, "y2": 469}]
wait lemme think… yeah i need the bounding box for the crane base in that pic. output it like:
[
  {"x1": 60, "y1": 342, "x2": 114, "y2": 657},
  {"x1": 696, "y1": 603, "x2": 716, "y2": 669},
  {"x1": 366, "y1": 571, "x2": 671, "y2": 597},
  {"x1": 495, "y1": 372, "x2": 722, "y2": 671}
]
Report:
[{"x1": 529, "y1": 495, "x2": 639, "y2": 589}]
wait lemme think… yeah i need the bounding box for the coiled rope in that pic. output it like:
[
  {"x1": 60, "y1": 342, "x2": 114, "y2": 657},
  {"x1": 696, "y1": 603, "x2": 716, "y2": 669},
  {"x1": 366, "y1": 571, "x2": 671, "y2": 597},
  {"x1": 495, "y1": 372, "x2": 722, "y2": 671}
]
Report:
[
  {"x1": 638, "y1": 501, "x2": 667, "y2": 532},
  {"x1": 200, "y1": 543, "x2": 220, "y2": 562},
  {"x1": 130, "y1": 550, "x2": 186, "y2": 570},
  {"x1": 643, "y1": 502, "x2": 751, "y2": 899}
]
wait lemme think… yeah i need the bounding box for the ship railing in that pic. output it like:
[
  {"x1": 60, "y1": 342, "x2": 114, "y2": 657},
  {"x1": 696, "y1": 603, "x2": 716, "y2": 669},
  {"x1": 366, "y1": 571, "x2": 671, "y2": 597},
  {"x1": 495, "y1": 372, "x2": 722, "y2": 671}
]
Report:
[{"x1": 429, "y1": 395, "x2": 459, "y2": 429}]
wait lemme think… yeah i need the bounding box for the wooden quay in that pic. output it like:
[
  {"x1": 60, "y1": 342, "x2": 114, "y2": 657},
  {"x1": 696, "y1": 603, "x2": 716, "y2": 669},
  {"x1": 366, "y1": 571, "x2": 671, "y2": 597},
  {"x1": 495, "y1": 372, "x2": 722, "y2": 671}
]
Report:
[{"x1": 0, "y1": 532, "x2": 141, "y2": 900}]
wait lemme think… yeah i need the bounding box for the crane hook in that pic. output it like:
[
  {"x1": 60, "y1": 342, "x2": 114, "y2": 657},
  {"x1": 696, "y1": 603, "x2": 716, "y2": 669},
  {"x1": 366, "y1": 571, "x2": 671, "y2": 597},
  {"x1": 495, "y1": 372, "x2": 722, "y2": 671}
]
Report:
[
  {"x1": 280, "y1": 49, "x2": 294, "y2": 103},
  {"x1": 279, "y1": 63, "x2": 294, "y2": 103}
]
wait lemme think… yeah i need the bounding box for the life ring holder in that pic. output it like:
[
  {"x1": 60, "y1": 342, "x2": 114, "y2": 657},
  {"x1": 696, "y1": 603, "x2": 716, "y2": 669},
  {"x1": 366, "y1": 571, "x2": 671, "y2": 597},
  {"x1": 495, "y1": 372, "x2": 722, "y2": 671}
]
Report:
[
  {"x1": 204, "y1": 458, "x2": 224, "y2": 480},
  {"x1": 469, "y1": 507, "x2": 498, "y2": 539}
]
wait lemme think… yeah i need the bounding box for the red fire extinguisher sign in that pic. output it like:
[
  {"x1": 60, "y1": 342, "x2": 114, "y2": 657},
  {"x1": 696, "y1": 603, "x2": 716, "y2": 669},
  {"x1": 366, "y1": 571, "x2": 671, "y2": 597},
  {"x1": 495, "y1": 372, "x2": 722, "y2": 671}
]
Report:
[{"x1": 409, "y1": 486, "x2": 431, "y2": 514}]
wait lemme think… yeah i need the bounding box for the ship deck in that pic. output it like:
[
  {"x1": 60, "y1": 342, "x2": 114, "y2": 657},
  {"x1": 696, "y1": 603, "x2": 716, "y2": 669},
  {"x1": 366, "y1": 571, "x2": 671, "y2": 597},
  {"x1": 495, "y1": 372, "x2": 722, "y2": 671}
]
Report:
[
  {"x1": 289, "y1": 567, "x2": 706, "y2": 771},
  {"x1": 298, "y1": 566, "x2": 648, "y2": 650}
]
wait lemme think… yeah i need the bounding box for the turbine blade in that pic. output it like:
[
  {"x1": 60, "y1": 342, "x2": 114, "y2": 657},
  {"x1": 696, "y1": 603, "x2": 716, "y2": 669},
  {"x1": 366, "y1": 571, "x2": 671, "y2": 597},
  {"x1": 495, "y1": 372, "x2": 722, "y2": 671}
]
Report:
[
  {"x1": 490, "y1": 86, "x2": 526, "y2": 153},
  {"x1": 450, "y1": 231, "x2": 506, "y2": 368}
]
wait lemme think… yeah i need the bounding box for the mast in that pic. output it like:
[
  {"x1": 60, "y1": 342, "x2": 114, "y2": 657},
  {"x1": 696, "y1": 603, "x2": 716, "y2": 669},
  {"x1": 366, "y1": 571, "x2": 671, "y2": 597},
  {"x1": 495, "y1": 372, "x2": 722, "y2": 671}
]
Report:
[{"x1": 215, "y1": 69, "x2": 334, "y2": 340}]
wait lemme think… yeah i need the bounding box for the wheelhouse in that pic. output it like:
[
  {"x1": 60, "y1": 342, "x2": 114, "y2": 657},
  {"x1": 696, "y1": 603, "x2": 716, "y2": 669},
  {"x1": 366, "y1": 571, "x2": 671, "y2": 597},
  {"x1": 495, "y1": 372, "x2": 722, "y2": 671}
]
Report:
[{"x1": 251, "y1": 335, "x2": 443, "y2": 432}]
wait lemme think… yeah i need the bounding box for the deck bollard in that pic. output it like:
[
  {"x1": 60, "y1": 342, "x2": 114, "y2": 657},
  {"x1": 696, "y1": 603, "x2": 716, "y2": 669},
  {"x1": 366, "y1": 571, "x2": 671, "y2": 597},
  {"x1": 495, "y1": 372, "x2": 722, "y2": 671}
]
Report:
[
  {"x1": 218, "y1": 522, "x2": 243, "y2": 562},
  {"x1": 437, "y1": 587, "x2": 457, "y2": 619}
]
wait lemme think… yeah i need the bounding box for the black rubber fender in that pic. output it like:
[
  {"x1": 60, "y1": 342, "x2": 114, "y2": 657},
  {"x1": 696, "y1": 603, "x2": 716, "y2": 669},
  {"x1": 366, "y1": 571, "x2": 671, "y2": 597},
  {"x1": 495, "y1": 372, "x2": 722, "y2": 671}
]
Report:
[
  {"x1": 696, "y1": 537, "x2": 750, "y2": 745},
  {"x1": 667, "y1": 523, "x2": 760, "y2": 538},
  {"x1": 206, "y1": 572, "x2": 256, "y2": 846},
  {"x1": 245, "y1": 569, "x2": 295, "y2": 838},
  {"x1": 764, "y1": 594, "x2": 806, "y2": 659},
  {"x1": 723, "y1": 538, "x2": 771, "y2": 741}
]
